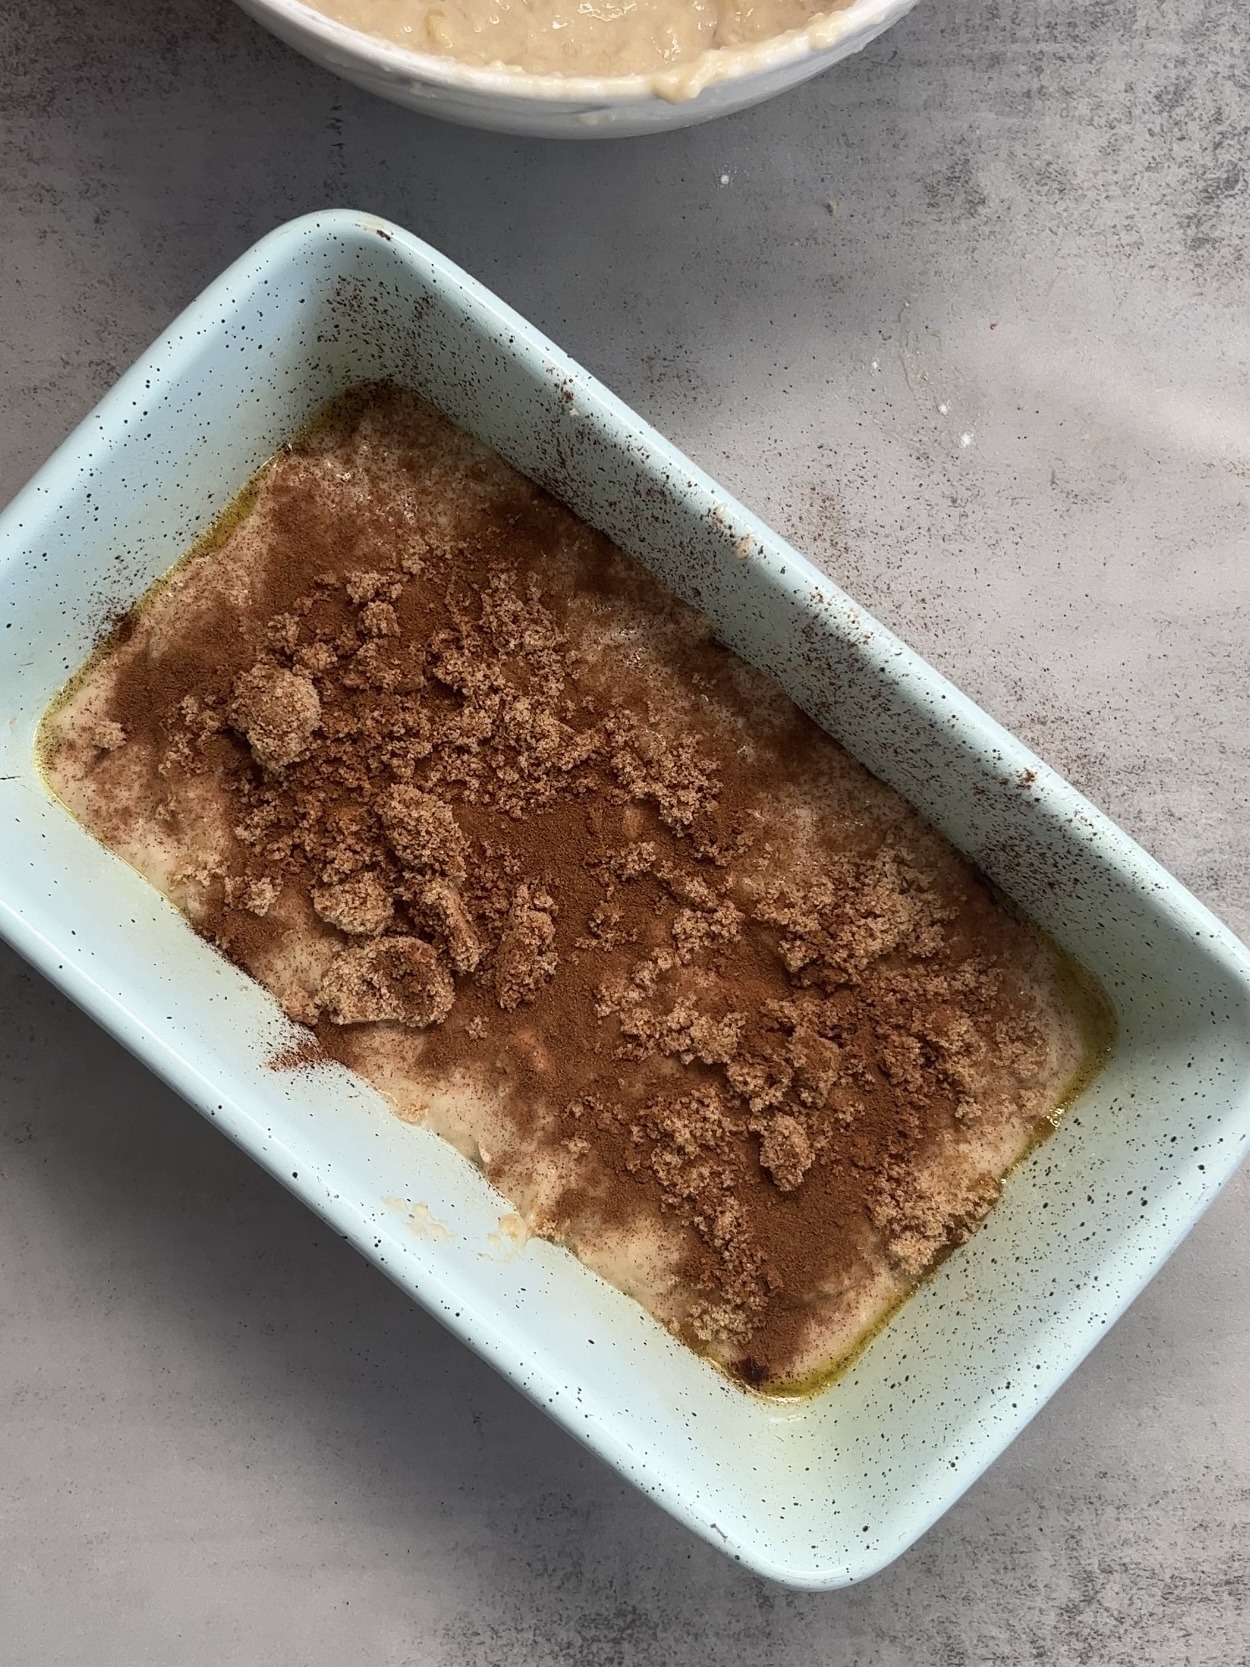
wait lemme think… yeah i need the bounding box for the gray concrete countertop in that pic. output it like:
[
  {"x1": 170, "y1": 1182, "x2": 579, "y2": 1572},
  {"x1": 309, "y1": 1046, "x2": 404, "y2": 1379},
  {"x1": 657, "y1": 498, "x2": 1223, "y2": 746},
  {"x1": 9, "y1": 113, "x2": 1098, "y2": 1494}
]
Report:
[{"x1": 2, "y1": 1, "x2": 1247, "y2": 1660}]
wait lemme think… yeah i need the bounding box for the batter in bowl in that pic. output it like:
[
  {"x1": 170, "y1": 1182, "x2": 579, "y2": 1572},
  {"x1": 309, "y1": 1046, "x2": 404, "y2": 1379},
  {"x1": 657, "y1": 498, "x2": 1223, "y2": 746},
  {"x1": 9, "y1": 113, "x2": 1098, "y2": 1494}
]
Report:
[{"x1": 305, "y1": 0, "x2": 852, "y2": 79}]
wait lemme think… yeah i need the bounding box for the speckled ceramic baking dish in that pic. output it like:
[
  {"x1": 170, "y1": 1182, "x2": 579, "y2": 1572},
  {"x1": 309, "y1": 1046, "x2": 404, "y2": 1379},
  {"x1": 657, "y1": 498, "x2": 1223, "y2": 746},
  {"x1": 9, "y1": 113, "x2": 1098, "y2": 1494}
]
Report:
[{"x1": 1, "y1": 211, "x2": 1248, "y2": 1589}]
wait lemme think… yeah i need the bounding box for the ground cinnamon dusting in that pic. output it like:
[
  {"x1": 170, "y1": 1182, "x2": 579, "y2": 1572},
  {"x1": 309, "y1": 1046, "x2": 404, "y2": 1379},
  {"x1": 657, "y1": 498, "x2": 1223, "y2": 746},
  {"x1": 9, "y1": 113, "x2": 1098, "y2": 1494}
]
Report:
[{"x1": 43, "y1": 384, "x2": 1098, "y2": 1390}]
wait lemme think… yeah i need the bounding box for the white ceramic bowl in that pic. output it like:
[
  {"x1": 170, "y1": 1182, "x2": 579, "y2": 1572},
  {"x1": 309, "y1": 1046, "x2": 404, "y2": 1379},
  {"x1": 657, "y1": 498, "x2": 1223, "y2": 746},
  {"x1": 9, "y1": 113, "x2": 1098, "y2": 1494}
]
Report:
[
  {"x1": 232, "y1": 0, "x2": 920, "y2": 136},
  {"x1": 3, "y1": 212, "x2": 1249, "y2": 1587}
]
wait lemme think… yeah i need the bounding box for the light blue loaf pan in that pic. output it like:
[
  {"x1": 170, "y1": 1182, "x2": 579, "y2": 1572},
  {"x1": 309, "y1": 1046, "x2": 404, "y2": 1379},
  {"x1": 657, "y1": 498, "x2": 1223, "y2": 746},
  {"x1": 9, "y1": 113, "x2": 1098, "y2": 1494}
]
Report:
[{"x1": 1, "y1": 210, "x2": 1247, "y2": 1588}]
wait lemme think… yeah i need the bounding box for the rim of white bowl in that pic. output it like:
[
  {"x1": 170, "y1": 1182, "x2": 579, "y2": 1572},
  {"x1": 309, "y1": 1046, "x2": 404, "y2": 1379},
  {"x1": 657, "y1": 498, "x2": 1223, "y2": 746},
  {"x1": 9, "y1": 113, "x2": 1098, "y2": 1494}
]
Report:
[{"x1": 241, "y1": 0, "x2": 917, "y2": 108}]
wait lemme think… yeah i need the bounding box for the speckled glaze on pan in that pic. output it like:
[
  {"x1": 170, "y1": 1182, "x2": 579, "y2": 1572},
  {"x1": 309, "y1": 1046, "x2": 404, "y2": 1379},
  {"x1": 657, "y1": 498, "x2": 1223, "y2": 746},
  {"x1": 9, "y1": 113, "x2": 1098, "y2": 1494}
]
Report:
[{"x1": 1, "y1": 211, "x2": 1247, "y2": 1588}]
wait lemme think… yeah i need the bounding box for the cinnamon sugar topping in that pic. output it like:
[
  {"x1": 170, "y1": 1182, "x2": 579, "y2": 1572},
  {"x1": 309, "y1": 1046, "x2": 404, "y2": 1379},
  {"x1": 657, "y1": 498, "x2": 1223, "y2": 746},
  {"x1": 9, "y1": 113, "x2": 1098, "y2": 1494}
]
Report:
[{"x1": 42, "y1": 384, "x2": 1106, "y2": 1391}]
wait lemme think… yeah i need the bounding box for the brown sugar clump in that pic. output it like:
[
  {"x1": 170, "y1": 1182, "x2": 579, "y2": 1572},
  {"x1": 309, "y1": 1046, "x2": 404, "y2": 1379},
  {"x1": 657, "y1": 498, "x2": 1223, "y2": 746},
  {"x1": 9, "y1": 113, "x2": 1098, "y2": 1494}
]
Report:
[
  {"x1": 609, "y1": 724, "x2": 719, "y2": 833},
  {"x1": 757, "y1": 1114, "x2": 814, "y2": 1192},
  {"x1": 318, "y1": 935, "x2": 454, "y2": 1028},
  {"x1": 89, "y1": 718, "x2": 127, "y2": 752},
  {"x1": 410, "y1": 878, "x2": 482, "y2": 974},
  {"x1": 230, "y1": 662, "x2": 321, "y2": 771},
  {"x1": 624, "y1": 1088, "x2": 774, "y2": 1345},
  {"x1": 312, "y1": 871, "x2": 394, "y2": 936},
  {"x1": 224, "y1": 875, "x2": 280, "y2": 918},
  {"x1": 359, "y1": 600, "x2": 399, "y2": 637},
  {"x1": 344, "y1": 569, "x2": 401, "y2": 605},
  {"x1": 495, "y1": 884, "x2": 558, "y2": 1010},
  {"x1": 786, "y1": 1029, "x2": 841, "y2": 1109},
  {"x1": 725, "y1": 1051, "x2": 794, "y2": 1114},
  {"x1": 378, "y1": 786, "x2": 468, "y2": 878},
  {"x1": 869, "y1": 1159, "x2": 1003, "y2": 1278}
]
